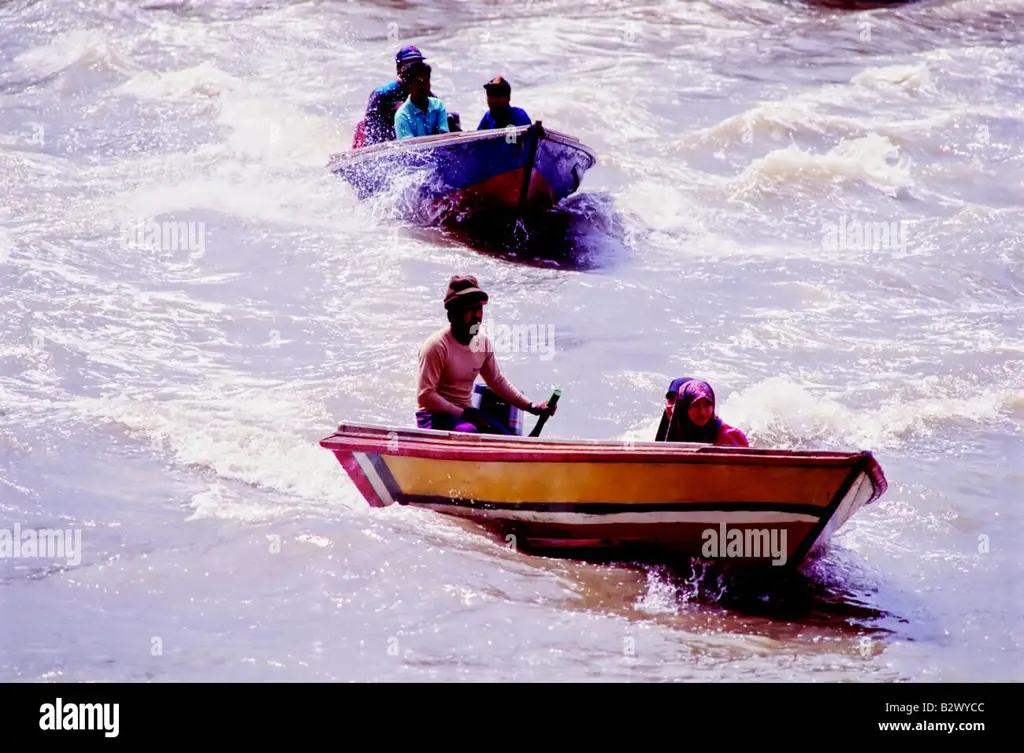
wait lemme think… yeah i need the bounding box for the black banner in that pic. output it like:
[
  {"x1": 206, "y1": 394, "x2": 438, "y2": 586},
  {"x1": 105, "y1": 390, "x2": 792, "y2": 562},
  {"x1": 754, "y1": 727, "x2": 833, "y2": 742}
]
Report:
[{"x1": 0, "y1": 682, "x2": 1003, "y2": 743}]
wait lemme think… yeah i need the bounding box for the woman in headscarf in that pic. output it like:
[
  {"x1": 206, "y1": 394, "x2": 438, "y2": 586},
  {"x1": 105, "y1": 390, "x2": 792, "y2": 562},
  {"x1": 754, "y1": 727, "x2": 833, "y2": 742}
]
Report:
[{"x1": 654, "y1": 377, "x2": 749, "y2": 446}]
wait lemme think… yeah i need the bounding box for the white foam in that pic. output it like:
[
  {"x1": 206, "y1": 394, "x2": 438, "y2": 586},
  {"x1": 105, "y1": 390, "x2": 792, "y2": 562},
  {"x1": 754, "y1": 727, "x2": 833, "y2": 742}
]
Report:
[
  {"x1": 702, "y1": 101, "x2": 862, "y2": 147},
  {"x1": 736, "y1": 134, "x2": 913, "y2": 197},
  {"x1": 13, "y1": 28, "x2": 144, "y2": 82},
  {"x1": 851, "y1": 64, "x2": 935, "y2": 96},
  {"x1": 616, "y1": 180, "x2": 707, "y2": 234},
  {"x1": 614, "y1": 376, "x2": 1019, "y2": 453},
  {"x1": 216, "y1": 96, "x2": 349, "y2": 168},
  {"x1": 68, "y1": 385, "x2": 364, "y2": 516},
  {"x1": 0, "y1": 226, "x2": 13, "y2": 263},
  {"x1": 1006, "y1": 390, "x2": 1024, "y2": 414},
  {"x1": 115, "y1": 60, "x2": 241, "y2": 101},
  {"x1": 187, "y1": 484, "x2": 292, "y2": 523},
  {"x1": 724, "y1": 377, "x2": 1015, "y2": 451}
]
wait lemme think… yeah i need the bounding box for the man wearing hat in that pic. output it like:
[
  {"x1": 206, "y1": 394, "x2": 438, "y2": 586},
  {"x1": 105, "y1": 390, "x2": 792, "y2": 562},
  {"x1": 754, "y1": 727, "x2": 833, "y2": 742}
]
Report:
[
  {"x1": 476, "y1": 76, "x2": 532, "y2": 130},
  {"x1": 362, "y1": 46, "x2": 429, "y2": 146},
  {"x1": 359, "y1": 47, "x2": 460, "y2": 147},
  {"x1": 416, "y1": 274, "x2": 555, "y2": 433}
]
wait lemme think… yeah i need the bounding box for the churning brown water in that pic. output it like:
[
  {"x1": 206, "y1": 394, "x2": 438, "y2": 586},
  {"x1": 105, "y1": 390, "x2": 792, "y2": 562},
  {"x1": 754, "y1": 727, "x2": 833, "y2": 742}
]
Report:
[{"x1": 1, "y1": 0, "x2": 1022, "y2": 681}]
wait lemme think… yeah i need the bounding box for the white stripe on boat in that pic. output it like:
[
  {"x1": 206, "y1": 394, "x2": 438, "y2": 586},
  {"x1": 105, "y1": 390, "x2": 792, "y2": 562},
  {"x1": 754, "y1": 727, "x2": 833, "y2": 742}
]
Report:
[
  {"x1": 353, "y1": 452, "x2": 395, "y2": 506},
  {"x1": 406, "y1": 506, "x2": 820, "y2": 525}
]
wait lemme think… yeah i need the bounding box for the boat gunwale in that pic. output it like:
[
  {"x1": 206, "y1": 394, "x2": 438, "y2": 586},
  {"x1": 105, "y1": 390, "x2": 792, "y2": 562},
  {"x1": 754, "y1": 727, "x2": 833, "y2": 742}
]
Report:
[
  {"x1": 318, "y1": 422, "x2": 884, "y2": 469},
  {"x1": 323, "y1": 441, "x2": 879, "y2": 471},
  {"x1": 326, "y1": 124, "x2": 596, "y2": 170}
]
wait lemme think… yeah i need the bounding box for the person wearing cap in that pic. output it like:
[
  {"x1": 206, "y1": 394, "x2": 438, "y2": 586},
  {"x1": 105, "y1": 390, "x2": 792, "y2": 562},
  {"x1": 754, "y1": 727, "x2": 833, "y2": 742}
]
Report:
[
  {"x1": 357, "y1": 47, "x2": 459, "y2": 147},
  {"x1": 654, "y1": 377, "x2": 749, "y2": 446},
  {"x1": 416, "y1": 275, "x2": 556, "y2": 433},
  {"x1": 361, "y1": 46, "x2": 430, "y2": 146},
  {"x1": 394, "y1": 61, "x2": 450, "y2": 140},
  {"x1": 477, "y1": 76, "x2": 532, "y2": 130}
]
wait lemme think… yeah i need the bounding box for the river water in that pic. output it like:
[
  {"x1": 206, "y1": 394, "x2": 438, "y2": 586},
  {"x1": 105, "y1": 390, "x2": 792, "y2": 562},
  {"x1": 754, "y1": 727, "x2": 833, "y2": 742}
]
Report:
[{"x1": 1, "y1": 0, "x2": 1022, "y2": 682}]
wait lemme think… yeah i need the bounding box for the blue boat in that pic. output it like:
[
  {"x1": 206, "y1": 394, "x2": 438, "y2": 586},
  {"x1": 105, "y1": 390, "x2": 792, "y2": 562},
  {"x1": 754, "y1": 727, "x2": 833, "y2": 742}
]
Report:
[{"x1": 327, "y1": 121, "x2": 597, "y2": 218}]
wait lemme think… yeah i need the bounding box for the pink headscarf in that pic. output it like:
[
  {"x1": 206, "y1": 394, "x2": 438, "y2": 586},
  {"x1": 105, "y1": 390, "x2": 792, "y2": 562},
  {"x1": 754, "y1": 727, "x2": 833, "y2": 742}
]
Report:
[{"x1": 655, "y1": 378, "x2": 723, "y2": 443}]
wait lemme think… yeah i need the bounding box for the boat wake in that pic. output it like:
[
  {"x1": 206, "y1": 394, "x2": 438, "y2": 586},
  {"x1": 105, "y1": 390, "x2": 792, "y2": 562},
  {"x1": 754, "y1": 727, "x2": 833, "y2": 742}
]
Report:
[
  {"x1": 360, "y1": 187, "x2": 637, "y2": 271},
  {"x1": 634, "y1": 548, "x2": 897, "y2": 634},
  {"x1": 438, "y1": 192, "x2": 635, "y2": 270},
  {"x1": 453, "y1": 512, "x2": 898, "y2": 631}
]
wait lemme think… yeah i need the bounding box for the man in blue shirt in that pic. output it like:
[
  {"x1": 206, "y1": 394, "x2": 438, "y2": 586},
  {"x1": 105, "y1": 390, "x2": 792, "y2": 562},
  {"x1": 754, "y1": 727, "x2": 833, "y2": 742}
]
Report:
[
  {"x1": 394, "y1": 62, "x2": 450, "y2": 139},
  {"x1": 357, "y1": 47, "x2": 460, "y2": 147},
  {"x1": 362, "y1": 46, "x2": 427, "y2": 146},
  {"x1": 477, "y1": 76, "x2": 531, "y2": 130}
]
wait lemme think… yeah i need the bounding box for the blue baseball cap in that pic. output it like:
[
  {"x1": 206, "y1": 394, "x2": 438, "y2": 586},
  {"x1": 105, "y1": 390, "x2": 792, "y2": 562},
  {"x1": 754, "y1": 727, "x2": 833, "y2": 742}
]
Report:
[{"x1": 396, "y1": 46, "x2": 425, "y2": 65}]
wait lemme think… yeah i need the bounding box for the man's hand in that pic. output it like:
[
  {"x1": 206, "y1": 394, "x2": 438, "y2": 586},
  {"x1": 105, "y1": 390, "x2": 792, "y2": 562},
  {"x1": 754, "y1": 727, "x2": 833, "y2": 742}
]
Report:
[
  {"x1": 459, "y1": 406, "x2": 495, "y2": 431},
  {"x1": 528, "y1": 400, "x2": 556, "y2": 417}
]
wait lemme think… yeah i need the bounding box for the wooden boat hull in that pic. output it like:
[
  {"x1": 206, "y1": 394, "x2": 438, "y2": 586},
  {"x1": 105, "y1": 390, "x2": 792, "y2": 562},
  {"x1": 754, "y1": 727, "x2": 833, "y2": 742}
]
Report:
[
  {"x1": 326, "y1": 124, "x2": 596, "y2": 216},
  {"x1": 319, "y1": 423, "x2": 888, "y2": 571}
]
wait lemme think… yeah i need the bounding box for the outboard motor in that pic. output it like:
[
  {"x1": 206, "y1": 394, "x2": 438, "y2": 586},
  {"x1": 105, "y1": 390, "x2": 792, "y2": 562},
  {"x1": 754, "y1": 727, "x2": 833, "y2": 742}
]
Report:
[{"x1": 472, "y1": 384, "x2": 523, "y2": 436}]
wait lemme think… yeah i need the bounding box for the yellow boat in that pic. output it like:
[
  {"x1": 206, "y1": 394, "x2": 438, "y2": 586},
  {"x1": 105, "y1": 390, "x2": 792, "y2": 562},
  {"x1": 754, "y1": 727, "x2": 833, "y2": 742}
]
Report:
[{"x1": 319, "y1": 423, "x2": 888, "y2": 571}]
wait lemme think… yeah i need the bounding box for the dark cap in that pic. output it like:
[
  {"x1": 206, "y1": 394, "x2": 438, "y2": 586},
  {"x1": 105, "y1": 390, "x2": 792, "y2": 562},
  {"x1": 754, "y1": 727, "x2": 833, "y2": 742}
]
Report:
[
  {"x1": 666, "y1": 377, "x2": 694, "y2": 398},
  {"x1": 483, "y1": 76, "x2": 511, "y2": 93},
  {"x1": 396, "y1": 46, "x2": 426, "y2": 65},
  {"x1": 444, "y1": 274, "x2": 488, "y2": 309}
]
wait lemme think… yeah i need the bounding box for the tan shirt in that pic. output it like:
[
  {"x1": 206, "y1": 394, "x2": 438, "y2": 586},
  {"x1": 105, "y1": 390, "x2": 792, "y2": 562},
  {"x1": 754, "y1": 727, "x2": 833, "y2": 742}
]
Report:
[{"x1": 417, "y1": 326, "x2": 530, "y2": 415}]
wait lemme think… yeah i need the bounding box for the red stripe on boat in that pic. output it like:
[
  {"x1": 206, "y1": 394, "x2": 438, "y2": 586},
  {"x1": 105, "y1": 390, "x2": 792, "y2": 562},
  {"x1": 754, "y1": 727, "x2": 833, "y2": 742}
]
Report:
[
  {"x1": 336, "y1": 451, "x2": 387, "y2": 508},
  {"x1": 320, "y1": 436, "x2": 875, "y2": 469}
]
